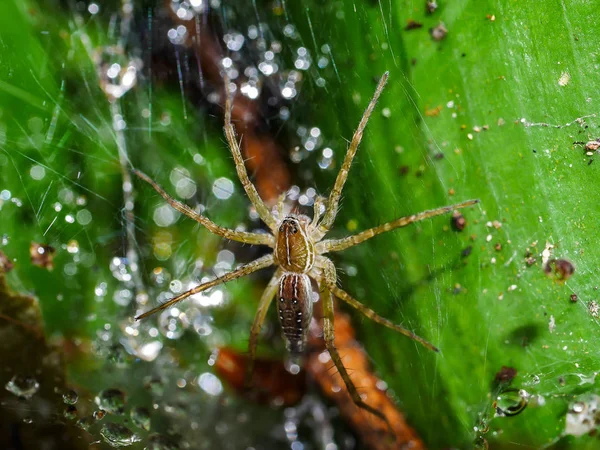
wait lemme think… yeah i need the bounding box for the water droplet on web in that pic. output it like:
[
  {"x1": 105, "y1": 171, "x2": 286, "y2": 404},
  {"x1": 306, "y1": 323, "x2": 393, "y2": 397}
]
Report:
[
  {"x1": 76, "y1": 416, "x2": 94, "y2": 430},
  {"x1": 198, "y1": 372, "x2": 223, "y2": 396},
  {"x1": 144, "y1": 376, "x2": 166, "y2": 396},
  {"x1": 64, "y1": 405, "x2": 78, "y2": 420},
  {"x1": 95, "y1": 388, "x2": 126, "y2": 414},
  {"x1": 212, "y1": 177, "x2": 234, "y2": 200},
  {"x1": 318, "y1": 147, "x2": 334, "y2": 170},
  {"x1": 100, "y1": 423, "x2": 141, "y2": 447},
  {"x1": 29, "y1": 165, "x2": 46, "y2": 180},
  {"x1": 113, "y1": 288, "x2": 133, "y2": 306},
  {"x1": 151, "y1": 267, "x2": 171, "y2": 287},
  {"x1": 5, "y1": 375, "x2": 39, "y2": 399},
  {"x1": 294, "y1": 47, "x2": 311, "y2": 70},
  {"x1": 159, "y1": 308, "x2": 187, "y2": 339},
  {"x1": 110, "y1": 257, "x2": 133, "y2": 282},
  {"x1": 192, "y1": 312, "x2": 213, "y2": 336},
  {"x1": 494, "y1": 389, "x2": 528, "y2": 417},
  {"x1": 130, "y1": 406, "x2": 151, "y2": 430},
  {"x1": 169, "y1": 279, "x2": 183, "y2": 293},
  {"x1": 62, "y1": 389, "x2": 78, "y2": 405},
  {"x1": 154, "y1": 204, "x2": 179, "y2": 227},
  {"x1": 224, "y1": 31, "x2": 245, "y2": 51},
  {"x1": 96, "y1": 49, "x2": 141, "y2": 100},
  {"x1": 283, "y1": 24, "x2": 297, "y2": 39}
]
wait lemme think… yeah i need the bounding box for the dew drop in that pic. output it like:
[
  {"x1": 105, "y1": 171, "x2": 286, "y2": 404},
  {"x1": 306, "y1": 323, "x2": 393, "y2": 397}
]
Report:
[
  {"x1": 212, "y1": 177, "x2": 234, "y2": 200},
  {"x1": 5, "y1": 375, "x2": 39, "y2": 399},
  {"x1": 95, "y1": 388, "x2": 126, "y2": 415},
  {"x1": 144, "y1": 375, "x2": 166, "y2": 396},
  {"x1": 62, "y1": 389, "x2": 78, "y2": 405},
  {"x1": 76, "y1": 416, "x2": 94, "y2": 431},
  {"x1": 100, "y1": 423, "x2": 141, "y2": 447},
  {"x1": 130, "y1": 406, "x2": 151, "y2": 431},
  {"x1": 494, "y1": 389, "x2": 528, "y2": 417},
  {"x1": 151, "y1": 267, "x2": 171, "y2": 287},
  {"x1": 198, "y1": 372, "x2": 223, "y2": 396},
  {"x1": 193, "y1": 312, "x2": 213, "y2": 336},
  {"x1": 110, "y1": 257, "x2": 133, "y2": 282},
  {"x1": 64, "y1": 405, "x2": 78, "y2": 420},
  {"x1": 158, "y1": 308, "x2": 187, "y2": 339}
]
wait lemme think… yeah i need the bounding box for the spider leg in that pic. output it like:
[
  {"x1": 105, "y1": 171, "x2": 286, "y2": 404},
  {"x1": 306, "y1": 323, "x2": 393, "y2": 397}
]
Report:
[
  {"x1": 276, "y1": 191, "x2": 286, "y2": 220},
  {"x1": 223, "y1": 79, "x2": 279, "y2": 233},
  {"x1": 319, "y1": 275, "x2": 394, "y2": 434},
  {"x1": 134, "y1": 169, "x2": 274, "y2": 247},
  {"x1": 310, "y1": 196, "x2": 326, "y2": 231},
  {"x1": 245, "y1": 268, "x2": 282, "y2": 389},
  {"x1": 136, "y1": 254, "x2": 274, "y2": 320},
  {"x1": 317, "y1": 199, "x2": 479, "y2": 254},
  {"x1": 319, "y1": 256, "x2": 438, "y2": 352},
  {"x1": 312, "y1": 72, "x2": 389, "y2": 241}
]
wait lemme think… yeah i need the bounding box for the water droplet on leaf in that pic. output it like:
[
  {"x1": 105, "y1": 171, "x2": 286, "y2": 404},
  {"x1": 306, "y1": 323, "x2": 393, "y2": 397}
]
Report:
[
  {"x1": 130, "y1": 406, "x2": 151, "y2": 431},
  {"x1": 5, "y1": 375, "x2": 39, "y2": 399},
  {"x1": 100, "y1": 423, "x2": 141, "y2": 447},
  {"x1": 62, "y1": 389, "x2": 78, "y2": 405},
  {"x1": 95, "y1": 389, "x2": 126, "y2": 415},
  {"x1": 494, "y1": 389, "x2": 528, "y2": 417}
]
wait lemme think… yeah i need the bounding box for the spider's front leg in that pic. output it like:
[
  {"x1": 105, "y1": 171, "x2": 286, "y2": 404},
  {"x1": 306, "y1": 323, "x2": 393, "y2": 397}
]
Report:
[
  {"x1": 310, "y1": 196, "x2": 326, "y2": 231},
  {"x1": 223, "y1": 79, "x2": 279, "y2": 233},
  {"x1": 318, "y1": 268, "x2": 394, "y2": 434},
  {"x1": 312, "y1": 72, "x2": 389, "y2": 241}
]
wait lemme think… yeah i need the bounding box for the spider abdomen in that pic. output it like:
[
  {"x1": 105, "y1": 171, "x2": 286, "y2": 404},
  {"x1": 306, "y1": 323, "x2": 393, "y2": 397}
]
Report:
[{"x1": 278, "y1": 273, "x2": 313, "y2": 355}]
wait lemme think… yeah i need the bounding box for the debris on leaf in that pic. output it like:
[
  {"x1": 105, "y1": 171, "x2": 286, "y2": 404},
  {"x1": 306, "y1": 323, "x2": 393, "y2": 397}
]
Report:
[
  {"x1": 0, "y1": 250, "x2": 14, "y2": 272},
  {"x1": 452, "y1": 211, "x2": 466, "y2": 231},
  {"x1": 494, "y1": 366, "x2": 517, "y2": 385},
  {"x1": 426, "y1": 1, "x2": 438, "y2": 14},
  {"x1": 584, "y1": 138, "x2": 600, "y2": 155},
  {"x1": 544, "y1": 258, "x2": 575, "y2": 281},
  {"x1": 565, "y1": 394, "x2": 600, "y2": 437},
  {"x1": 30, "y1": 242, "x2": 56, "y2": 270},
  {"x1": 430, "y1": 23, "x2": 448, "y2": 41},
  {"x1": 588, "y1": 301, "x2": 599, "y2": 318},
  {"x1": 405, "y1": 19, "x2": 423, "y2": 31}
]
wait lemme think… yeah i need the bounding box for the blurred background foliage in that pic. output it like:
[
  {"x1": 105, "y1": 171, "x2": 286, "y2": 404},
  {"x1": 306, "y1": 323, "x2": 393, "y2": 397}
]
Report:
[{"x1": 1, "y1": 0, "x2": 600, "y2": 449}]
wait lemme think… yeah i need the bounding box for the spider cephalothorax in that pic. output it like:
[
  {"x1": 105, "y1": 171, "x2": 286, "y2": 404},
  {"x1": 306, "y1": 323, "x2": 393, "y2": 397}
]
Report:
[
  {"x1": 134, "y1": 72, "x2": 479, "y2": 428},
  {"x1": 275, "y1": 215, "x2": 315, "y2": 272}
]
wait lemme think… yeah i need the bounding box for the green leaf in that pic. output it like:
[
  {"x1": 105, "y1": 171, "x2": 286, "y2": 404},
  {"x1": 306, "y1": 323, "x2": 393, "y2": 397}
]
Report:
[
  {"x1": 283, "y1": 1, "x2": 599, "y2": 447},
  {"x1": 2, "y1": 0, "x2": 599, "y2": 448}
]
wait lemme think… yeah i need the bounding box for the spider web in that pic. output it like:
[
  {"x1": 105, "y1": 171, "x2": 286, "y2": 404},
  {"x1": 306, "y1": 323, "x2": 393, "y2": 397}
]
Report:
[{"x1": 2, "y1": 1, "x2": 599, "y2": 449}]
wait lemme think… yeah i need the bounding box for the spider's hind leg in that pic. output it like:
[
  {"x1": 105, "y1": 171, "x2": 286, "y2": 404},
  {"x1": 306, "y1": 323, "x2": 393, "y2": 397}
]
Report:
[
  {"x1": 245, "y1": 269, "x2": 282, "y2": 389},
  {"x1": 318, "y1": 256, "x2": 438, "y2": 352},
  {"x1": 319, "y1": 279, "x2": 395, "y2": 434}
]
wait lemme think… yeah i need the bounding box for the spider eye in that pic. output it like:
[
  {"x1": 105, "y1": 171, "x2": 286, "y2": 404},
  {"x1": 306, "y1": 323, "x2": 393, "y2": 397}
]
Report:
[{"x1": 292, "y1": 227, "x2": 298, "y2": 234}]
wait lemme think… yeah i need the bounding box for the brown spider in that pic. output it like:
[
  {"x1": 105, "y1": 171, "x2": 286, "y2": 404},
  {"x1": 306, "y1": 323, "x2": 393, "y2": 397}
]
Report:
[{"x1": 134, "y1": 72, "x2": 478, "y2": 426}]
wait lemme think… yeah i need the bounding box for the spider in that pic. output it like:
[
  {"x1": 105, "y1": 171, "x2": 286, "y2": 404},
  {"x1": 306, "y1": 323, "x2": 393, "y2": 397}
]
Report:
[{"x1": 134, "y1": 72, "x2": 478, "y2": 427}]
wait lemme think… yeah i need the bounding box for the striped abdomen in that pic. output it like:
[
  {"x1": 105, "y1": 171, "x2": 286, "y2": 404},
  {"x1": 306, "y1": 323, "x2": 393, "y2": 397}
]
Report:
[{"x1": 278, "y1": 273, "x2": 313, "y2": 355}]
